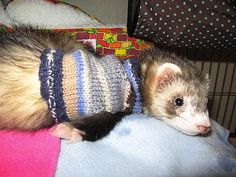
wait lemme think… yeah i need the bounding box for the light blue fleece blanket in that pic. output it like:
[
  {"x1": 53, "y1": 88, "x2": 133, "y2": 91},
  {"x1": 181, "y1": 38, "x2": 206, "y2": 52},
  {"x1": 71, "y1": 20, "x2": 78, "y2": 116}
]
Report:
[{"x1": 55, "y1": 114, "x2": 236, "y2": 177}]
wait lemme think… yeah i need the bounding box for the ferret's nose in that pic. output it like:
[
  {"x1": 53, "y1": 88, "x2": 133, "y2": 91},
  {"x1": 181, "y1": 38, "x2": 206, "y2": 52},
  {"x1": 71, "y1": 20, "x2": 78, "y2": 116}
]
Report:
[{"x1": 197, "y1": 125, "x2": 211, "y2": 134}]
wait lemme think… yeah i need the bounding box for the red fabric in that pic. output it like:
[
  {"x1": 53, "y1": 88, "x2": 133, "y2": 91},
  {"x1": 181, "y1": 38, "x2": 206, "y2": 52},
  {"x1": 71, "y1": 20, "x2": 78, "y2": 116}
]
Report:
[{"x1": 0, "y1": 127, "x2": 60, "y2": 177}]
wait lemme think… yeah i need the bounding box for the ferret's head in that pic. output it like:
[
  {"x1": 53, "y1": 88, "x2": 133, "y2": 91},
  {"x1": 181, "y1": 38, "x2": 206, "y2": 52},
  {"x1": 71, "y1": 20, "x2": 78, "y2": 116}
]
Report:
[{"x1": 141, "y1": 49, "x2": 211, "y2": 135}]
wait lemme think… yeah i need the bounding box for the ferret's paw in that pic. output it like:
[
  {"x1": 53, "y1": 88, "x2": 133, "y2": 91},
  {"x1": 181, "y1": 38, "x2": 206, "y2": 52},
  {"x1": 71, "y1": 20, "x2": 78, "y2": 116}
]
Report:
[{"x1": 51, "y1": 123, "x2": 86, "y2": 143}]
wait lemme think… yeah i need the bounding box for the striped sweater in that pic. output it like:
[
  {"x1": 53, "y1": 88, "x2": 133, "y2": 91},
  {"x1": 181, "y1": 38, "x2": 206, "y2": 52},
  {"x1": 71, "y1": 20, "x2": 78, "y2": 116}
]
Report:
[{"x1": 39, "y1": 49, "x2": 142, "y2": 123}]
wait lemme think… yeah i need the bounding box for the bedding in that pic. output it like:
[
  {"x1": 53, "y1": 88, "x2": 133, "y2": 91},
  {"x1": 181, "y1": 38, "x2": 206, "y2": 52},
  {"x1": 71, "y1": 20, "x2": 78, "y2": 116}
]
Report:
[
  {"x1": 0, "y1": 0, "x2": 101, "y2": 28},
  {"x1": 0, "y1": 127, "x2": 60, "y2": 177},
  {"x1": 1, "y1": 114, "x2": 236, "y2": 177},
  {"x1": 55, "y1": 114, "x2": 236, "y2": 177}
]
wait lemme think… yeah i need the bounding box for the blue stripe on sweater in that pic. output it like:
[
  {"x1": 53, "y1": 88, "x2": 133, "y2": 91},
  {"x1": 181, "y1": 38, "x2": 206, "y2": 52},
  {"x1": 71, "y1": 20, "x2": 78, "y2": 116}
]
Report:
[
  {"x1": 72, "y1": 51, "x2": 86, "y2": 117},
  {"x1": 123, "y1": 59, "x2": 142, "y2": 113},
  {"x1": 39, "y1": 49, "x2": 69, "y2": 123},
  {"x1": 52, "y1": 49, "x2": 69, "y2": 123},
  {"x1": 39, "y1": 49, "x2": 51, "y2": 102}
]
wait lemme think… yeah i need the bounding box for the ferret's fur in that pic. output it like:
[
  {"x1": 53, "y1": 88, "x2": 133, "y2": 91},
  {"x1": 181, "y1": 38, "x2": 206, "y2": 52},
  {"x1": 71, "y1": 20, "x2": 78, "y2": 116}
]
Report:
[
  {"x1": 0, "y1": 27, "x2": 211, "y2": 140},
  {"x1": 139, "y1": 49, "x2": 211, "y2": 136},
  {"x1": 140, "y1": 49, "x2": 209, "y2": 119},
  {"x1": 0, "y1": 27, "x2": 86, "y2": 130}
]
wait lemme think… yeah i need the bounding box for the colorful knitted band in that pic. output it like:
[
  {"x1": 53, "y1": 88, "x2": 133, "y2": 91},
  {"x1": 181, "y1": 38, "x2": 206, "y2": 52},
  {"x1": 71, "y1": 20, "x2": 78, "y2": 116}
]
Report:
[
  {"x1": 123, "y1": 59, "x2": 142, "y2": 113},
  {"x1": 39, "y1": 49, "x2": 69, "y2": 123},
  {"x1": 61, "y1": 54, "x2": 78, "y2": 119},
  {"x1": 39, "y1": 49, "x2": 143, "y2": 123},
  {"x1": 71, "y1": 50, "x2": 132, "y2": 117}
]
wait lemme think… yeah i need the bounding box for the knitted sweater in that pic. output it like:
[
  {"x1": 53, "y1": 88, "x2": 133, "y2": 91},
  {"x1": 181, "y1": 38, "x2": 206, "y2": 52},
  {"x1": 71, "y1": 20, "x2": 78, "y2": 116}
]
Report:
[{"x1": 39, "y1": 49, "x2": 142, "y2": 123}]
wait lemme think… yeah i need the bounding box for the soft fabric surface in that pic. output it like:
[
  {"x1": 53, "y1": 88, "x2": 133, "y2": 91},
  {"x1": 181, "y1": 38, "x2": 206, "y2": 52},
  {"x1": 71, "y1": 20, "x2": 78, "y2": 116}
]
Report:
[
  {"x1": 0, "y1": 127, "x2": 60, "y2": 177},
  {"x1": 1, "y1": 0, "x2": 101, "y2": 28},
  {"x1": 56, "y1": 114, "x2": 236, "y2": 177}
]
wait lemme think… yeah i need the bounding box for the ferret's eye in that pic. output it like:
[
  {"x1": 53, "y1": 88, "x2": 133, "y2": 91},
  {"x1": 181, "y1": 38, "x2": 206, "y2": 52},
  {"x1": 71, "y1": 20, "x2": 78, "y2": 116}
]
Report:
[{"x1": 174, "y1": 97, "x2": 184, "y2": 107}]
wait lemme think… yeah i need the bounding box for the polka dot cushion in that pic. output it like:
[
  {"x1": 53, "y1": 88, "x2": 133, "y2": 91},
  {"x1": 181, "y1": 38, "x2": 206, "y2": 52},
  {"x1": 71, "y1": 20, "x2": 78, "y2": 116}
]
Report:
[{"x1": 127, "y1": 0, "x2": 236, "y2": 49}]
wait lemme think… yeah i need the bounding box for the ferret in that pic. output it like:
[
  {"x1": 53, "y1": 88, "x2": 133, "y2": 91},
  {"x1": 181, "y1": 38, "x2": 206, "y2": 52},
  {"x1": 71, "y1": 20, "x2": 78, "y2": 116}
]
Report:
[{"x1": 0, "y1": 27, "x2": 211, "y2": 142}]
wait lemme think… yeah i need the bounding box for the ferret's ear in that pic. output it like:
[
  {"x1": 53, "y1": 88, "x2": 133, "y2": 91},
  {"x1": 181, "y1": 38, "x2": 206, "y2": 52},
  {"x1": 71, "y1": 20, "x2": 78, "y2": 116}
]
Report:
[{"x1": 155, "y1": 63, "x2": 182, "y2": 89}]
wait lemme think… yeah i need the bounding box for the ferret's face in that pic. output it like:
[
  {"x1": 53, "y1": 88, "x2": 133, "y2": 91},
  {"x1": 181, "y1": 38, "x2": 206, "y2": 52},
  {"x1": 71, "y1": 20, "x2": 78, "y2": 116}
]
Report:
[
  {"x1": 150, "y1": 79, "x2": 211, "y2": 135},
  {"x1": 142, "y1": 62, "x2": 211, "y2": 135}
]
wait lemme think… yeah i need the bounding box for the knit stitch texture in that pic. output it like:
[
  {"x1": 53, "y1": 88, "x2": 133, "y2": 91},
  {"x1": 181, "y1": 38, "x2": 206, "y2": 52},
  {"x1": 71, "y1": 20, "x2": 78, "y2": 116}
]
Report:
[{"x1": 39, "y1": 49, "x2": 142, "y2": 123}]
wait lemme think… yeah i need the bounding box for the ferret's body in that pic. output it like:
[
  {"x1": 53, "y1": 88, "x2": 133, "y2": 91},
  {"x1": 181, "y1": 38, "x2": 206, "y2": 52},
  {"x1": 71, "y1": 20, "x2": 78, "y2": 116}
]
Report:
[
  {"x1": 0, "y1": 27, "x2": 211, "y2": 141},
  {"x1": 0, "y1": 27, "x2": 87, "y2": 130}
]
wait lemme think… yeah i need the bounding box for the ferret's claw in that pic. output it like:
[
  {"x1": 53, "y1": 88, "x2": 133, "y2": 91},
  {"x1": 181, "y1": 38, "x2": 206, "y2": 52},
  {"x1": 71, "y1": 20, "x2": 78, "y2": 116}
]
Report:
[{"x1": 51, "y1": 123, "x2": 86, "y2": 143}]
